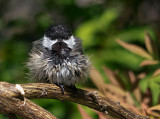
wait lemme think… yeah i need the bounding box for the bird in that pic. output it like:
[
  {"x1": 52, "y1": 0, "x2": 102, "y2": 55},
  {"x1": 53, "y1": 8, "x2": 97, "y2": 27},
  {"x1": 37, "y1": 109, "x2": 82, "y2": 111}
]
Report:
[{"x1": 27, "y1": 24, "x2": 90, "y2": 93}]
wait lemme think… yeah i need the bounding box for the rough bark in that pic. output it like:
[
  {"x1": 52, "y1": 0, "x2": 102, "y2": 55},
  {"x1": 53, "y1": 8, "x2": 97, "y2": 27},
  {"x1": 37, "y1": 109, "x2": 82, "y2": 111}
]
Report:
[
  {"x1": 0, "y1": 82, "x2": 57, "y2": 119},
  {"x1": 0, "y1": 81, "x2": 148, "y2": 119}
]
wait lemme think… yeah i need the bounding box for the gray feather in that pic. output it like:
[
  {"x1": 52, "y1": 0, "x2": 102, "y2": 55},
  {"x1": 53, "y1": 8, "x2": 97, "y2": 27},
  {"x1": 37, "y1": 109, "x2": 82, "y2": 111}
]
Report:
[{"x1": 27, "y1": 37, "x2": 90, "y2": 86}]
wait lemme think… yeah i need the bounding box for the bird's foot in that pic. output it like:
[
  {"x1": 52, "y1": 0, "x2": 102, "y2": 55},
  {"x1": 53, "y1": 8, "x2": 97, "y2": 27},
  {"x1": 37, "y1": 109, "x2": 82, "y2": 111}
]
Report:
[
  {"x1": 54, "y1": 83, "x2": 65, "y2": 94},
  {"x1": 66, "y1": 85, "x2": 78, "y2": 96}
]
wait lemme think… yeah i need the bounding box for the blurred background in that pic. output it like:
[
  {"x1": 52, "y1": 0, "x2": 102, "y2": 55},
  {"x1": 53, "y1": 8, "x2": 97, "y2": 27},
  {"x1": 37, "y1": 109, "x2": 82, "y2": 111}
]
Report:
[{"x1": 1, "y1": 0, "x2": 160, "y2": 119}]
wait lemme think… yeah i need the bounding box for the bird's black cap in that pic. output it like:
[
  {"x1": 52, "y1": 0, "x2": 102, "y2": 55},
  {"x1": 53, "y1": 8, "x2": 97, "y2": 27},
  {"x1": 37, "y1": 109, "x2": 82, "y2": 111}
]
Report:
[{"x1": 45, "y1": 24, "x2": 72, "y2": 40}]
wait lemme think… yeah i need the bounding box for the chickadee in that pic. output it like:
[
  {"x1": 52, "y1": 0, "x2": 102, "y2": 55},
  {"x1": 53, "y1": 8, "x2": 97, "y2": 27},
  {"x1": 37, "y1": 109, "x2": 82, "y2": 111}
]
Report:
[{"x1": 27, "y1": 24, "x2": 90, "y2": 93}]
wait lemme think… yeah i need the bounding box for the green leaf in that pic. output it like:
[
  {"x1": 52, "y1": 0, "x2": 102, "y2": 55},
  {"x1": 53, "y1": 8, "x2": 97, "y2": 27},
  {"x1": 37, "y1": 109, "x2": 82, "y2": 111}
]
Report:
[
  {"x1": 92, "y1": 48, "x2": 143, "y2": 70},
  {"x1": 76, "y1": 8, "x2": 119, "y2": 47},
  {"x1": 105, "y1": 27, "x2": 155, "y2": 48},
  {"x1": 139, "y1": 77, "x2": 149, "y2": 93},
  {"x1": 140, "y1": 75, "x2": 160, "y2": 105},
  {"x1": 149, "y1": 82, "x2": 160, "y2": 105}
]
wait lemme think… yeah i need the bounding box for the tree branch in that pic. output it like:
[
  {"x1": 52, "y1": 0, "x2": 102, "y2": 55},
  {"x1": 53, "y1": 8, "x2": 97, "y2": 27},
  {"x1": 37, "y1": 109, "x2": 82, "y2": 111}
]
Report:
[
  {"x1": 0, "y1": 81, "x2": 148, "y2": 119},
  {"x1": 0, "y1": 82, "x2": 57, "y2": 119}
]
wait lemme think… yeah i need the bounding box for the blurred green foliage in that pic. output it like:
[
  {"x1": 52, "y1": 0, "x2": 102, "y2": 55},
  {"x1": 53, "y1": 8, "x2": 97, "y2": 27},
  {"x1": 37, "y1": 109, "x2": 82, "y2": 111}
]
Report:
[
  {"x1": 0, "y1": 0, "x2": 160, "y2": 118},
  {"x1": 140, "y1": 75, "x2": 160, "y2": 105}
]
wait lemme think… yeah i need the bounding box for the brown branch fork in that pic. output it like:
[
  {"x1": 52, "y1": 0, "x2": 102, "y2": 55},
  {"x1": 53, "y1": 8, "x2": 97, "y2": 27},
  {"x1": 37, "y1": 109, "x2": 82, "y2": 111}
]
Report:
[{"x1": 0, "y1": 81, "x2": 148, "y2": 119}]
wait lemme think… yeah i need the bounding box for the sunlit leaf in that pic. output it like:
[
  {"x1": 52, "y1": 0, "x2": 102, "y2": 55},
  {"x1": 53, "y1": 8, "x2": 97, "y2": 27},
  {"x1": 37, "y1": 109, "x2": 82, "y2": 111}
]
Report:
[
  {"x1": 92, "y1": 49, "x2": 143, "y2": 71},
  {"x1": 153, "y1": 69, "x2": 160, "y2": 77},
  {"x1": 145, "y1": 31, "x2": 159, "y2": 57},
  {"x1": 128, "y1": 70, "x2": 136, "y2": 84},
  {"x1": 149, "y1": 75, "x2": 160, "y2": 82},
  {"x1": 125, "y1": 92, "x2": 135, "y2": 105},
  {"x1": 137, "y1": 72, "x2": 146, "y2": 79},
  {"x1": 147, "y1": 105, "x2": 160, "y2": 117},
  {"x1": 77, "y1": 105, "x2": 92, "y2": 119},
  {"x1": 140, "y1": 74, "x2": 160, "y2": 104},
  {"x1": 139, "y1": 78, "x2": 148, "y2": 93},
  {"x1": 89, "y1": 67, "x2": 106, "y2": 94},
  {"x1": 141, "y1": 103, "x2": 149, "y2": 116},
  {"x1": 145, "y1": 31, "x2": 154, "y2": 54},
  {"x1": 105, "y1": 84, "x2": 126, "y2": 96},
  {"x1": 76, "y1": 8, "x2": 119, "y2": 47},
  {"x1": 128, "y1": 70, "x2": 142, "y2": 102},
  {"x1": 103, "y1": 66, "x2": 124, "y2": 89},
  {"x1": 113, "y1": 27, "x2": 154, "y2": 43},
  {"x1": 133, "y1": 87, "x2": 142, "y2": 102},
  {"x1": 140, "y1": 60, "x2": 159, "y2": 66},
  {"x1": 116, "y1": 39, "x2": 153, "y2": 59},
  {"x1": 149, "y1": 82, "x2": 160, "y2": 105}
]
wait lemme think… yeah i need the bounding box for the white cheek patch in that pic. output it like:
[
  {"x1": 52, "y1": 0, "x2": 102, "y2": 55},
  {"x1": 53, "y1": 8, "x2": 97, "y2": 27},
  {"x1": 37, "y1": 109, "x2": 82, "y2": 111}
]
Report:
[
  {"x1": 63, "y1": 36, "x2": 76, "y2": 49},
  {"x1": 42, "y1": 36, "x2": 57, "y2": 50}
]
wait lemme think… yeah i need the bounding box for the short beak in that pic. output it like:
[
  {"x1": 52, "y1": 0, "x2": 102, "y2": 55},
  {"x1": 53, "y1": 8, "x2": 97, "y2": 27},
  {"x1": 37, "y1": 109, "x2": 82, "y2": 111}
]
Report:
[{"x1": 51, "y1": 42, "x2": 71, "y2": 56}]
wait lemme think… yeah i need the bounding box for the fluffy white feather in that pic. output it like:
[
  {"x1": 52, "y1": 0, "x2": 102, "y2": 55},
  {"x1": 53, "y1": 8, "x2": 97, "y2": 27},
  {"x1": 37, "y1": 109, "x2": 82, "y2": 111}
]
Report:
[
  {"x1": 63, "y1": 36, "x2": 76, "y2": 49},
  {"x1": 42, "y1": 36, "x2": 57, "y2": 50}
]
